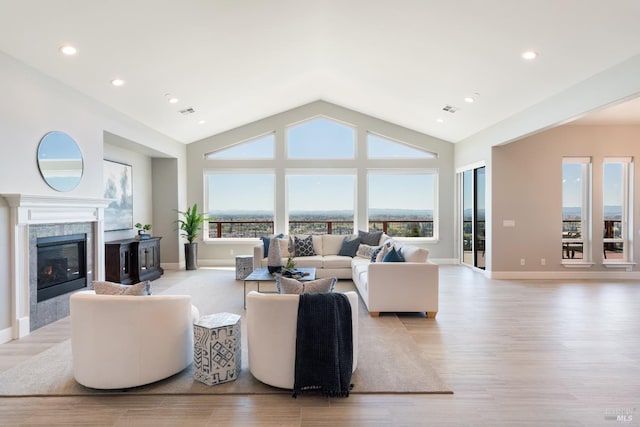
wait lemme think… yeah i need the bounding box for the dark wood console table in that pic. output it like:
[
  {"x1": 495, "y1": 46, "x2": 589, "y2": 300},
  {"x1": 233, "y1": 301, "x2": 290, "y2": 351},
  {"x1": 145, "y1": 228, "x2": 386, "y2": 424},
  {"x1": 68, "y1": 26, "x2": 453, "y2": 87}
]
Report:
[{"x1": 105, "y1": 237, "x2": 164, "y2": 284}]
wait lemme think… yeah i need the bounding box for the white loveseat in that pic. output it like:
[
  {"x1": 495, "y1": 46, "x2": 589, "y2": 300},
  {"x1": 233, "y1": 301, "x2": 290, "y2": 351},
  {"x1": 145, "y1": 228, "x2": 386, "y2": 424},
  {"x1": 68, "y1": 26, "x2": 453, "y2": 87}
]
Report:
[
  {"x1": 246, "y1": 290, "x2": 359, "y2": 389},
  {"x1": 253, "y1": 234, "x2": 439, "y2": 318},
  {"x1": 70, "y1": 290, "x2": 200, "y2": 389}
]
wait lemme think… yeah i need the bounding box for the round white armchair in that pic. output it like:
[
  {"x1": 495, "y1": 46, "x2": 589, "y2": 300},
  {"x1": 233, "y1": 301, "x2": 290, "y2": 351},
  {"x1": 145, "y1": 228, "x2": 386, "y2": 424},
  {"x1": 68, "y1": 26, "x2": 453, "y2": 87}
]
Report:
[
  {"x1": 246, "y1": 290, "x2": 359, "y2": 389},
  {"x1": 70, "y1": 290, "x2": 199, "y2": 389}
]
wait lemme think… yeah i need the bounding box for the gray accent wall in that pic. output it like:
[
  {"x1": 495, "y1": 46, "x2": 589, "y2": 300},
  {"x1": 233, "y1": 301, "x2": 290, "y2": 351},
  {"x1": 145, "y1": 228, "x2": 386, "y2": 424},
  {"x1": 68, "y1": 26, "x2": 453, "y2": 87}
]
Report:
[{"x1": 152, "y1": 158, "x2": 181, "y2": 266}]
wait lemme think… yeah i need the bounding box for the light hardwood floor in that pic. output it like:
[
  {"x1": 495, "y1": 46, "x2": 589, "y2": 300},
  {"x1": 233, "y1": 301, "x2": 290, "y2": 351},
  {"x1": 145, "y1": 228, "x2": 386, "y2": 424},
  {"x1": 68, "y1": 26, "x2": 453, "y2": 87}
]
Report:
[{"x1": 1, "y1": 265, "x2": 638, "y2": 426}]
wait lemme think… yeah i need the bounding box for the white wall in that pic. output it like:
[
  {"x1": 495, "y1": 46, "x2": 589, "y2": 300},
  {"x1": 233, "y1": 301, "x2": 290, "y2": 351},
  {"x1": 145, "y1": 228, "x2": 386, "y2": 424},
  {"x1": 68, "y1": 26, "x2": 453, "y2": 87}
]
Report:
[
  {"x1": 0, "y1": 51, "x2": 185, "y2": 338},
  {"x1": 185, "y1": 100, "x2": 456, "y2": 264}
]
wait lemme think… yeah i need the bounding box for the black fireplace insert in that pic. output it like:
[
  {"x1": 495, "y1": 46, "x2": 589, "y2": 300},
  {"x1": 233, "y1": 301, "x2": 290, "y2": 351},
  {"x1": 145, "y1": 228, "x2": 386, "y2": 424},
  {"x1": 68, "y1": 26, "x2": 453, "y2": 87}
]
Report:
[{"x1": 37, "y1": 233, "x2": 87, "y2": 302}]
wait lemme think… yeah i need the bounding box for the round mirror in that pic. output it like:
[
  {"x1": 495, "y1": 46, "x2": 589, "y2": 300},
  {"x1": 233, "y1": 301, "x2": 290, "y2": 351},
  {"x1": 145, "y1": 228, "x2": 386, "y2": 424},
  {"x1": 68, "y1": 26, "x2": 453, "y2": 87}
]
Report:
[{"x1": 37, "y1": 131, "x2": 84, "y2": 192}]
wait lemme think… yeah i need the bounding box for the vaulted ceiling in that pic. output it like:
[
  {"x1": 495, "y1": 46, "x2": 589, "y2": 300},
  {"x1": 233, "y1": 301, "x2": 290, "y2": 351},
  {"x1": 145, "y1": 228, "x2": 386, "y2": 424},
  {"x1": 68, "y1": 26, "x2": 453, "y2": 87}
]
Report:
[{"x1": 1, "y1": 0, "x2": 639, "y2": 146}]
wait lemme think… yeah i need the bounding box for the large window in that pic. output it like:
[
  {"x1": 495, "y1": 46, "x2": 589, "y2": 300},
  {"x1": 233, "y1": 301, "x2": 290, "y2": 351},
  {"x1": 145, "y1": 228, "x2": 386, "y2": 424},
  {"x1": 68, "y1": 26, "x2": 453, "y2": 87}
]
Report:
[
  {"x1": 602, "y1": 157, "x2": 632, "y2": 262},
  {"x1": 286, "y1": 172, "x2": 355, "y2": 235},
  {"x1": 287, "y1": 117, "x2": 355, "y2": 159},
  {"x1": 562, "y1": 158, "x2": 591, "y2": 261},
  {"x1": 206, "y1": 172, "x2": 275, "y2": 238},
  {"x1": 368, "y1": 171, "x2": 437, "y2": 238},
  {"x1": 202, "y1": 114, "x2": 440, "y2": 240}
]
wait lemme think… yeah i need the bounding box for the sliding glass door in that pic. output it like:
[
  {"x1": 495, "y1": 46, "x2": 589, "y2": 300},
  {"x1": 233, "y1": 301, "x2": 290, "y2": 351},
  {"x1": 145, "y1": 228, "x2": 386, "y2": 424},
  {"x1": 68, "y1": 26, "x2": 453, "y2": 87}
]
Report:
[{"x1": 461, "y1": 166, "x2": 485, "y2": 269}]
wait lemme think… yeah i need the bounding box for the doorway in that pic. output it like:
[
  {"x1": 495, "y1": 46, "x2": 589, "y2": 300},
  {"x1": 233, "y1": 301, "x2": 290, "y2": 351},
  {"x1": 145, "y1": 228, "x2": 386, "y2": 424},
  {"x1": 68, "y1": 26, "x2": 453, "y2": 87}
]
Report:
[{"x1": 461, "y1": 166, "x2": 485, "y2": 269}]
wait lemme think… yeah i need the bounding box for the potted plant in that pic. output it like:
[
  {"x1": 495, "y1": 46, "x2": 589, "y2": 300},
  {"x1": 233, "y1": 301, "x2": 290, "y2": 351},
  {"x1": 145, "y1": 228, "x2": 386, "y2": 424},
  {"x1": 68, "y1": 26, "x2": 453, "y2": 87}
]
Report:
[
  {"x1": 177, "y1": 203, "x2": 207, "y2": 270},
  {"x1": 282, "y1": 256, "x2": 296, "y2": 275},
  {"x1": 134, "y1": 223, "x2": 152, "y2": 239}
]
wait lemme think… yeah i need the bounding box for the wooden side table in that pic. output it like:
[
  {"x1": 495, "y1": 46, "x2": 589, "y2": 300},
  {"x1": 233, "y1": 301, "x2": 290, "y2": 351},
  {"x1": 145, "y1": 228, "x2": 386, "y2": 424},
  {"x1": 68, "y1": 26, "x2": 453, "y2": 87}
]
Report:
[{"x1": 193, "y1": 312, "x2": 241, "y2": 386}]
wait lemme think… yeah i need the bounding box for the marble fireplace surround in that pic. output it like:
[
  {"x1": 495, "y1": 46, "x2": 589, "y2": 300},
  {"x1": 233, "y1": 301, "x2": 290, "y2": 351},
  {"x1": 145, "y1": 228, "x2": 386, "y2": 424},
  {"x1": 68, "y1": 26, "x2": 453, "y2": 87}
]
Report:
[{"x1": 2, "y1": 194, "x2": 110, "y2": 340}]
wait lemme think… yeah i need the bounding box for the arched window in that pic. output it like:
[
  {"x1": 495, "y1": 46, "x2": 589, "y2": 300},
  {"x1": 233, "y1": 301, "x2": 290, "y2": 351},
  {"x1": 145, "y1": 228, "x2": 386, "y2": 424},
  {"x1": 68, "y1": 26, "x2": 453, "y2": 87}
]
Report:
[{"x1": 287, "y1": 117, "x2": 355, "y2": 159}]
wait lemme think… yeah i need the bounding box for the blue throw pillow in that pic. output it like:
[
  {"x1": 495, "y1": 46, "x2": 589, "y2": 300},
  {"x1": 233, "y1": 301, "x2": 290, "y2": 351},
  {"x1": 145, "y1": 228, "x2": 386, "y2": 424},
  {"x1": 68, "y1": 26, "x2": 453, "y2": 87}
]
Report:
[
  {"x1": 382, "y1": 247, "x2": 405, "y2": 262},
  {"x1": 262, "y1": 233, "x2": 284, "y2": 256},
  {"x1": 338, "y1": 236, "x2": 361, "y2": 257}
]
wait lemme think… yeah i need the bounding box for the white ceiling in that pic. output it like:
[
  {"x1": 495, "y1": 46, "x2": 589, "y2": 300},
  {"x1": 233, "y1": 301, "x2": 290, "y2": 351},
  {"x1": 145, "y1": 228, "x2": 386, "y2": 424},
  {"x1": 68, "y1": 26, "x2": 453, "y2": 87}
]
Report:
[{"x1": 1, "y1": 0, "x2": 639, "y2": 145}]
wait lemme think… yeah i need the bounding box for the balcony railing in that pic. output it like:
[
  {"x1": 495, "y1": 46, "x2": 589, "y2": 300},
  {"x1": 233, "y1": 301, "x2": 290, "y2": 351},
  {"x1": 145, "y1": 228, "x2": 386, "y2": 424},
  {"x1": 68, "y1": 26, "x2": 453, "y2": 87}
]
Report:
[
  {"x1": 562, "y1": 219, "x2": 623, "y2": 260},
  {"x1": 208, "y1": 221, "x2": 274, "y2": 239},
  {"x1": 208, "y1": 219, "x2": 434, "y2": 238}
]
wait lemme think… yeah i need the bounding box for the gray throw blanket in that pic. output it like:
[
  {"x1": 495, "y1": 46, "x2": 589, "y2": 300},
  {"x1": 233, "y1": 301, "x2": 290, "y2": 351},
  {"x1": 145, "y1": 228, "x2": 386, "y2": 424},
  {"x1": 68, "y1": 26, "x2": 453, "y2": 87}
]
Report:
[{"x1": 293, "y1": 292, "x2": 353, "y2": 397}]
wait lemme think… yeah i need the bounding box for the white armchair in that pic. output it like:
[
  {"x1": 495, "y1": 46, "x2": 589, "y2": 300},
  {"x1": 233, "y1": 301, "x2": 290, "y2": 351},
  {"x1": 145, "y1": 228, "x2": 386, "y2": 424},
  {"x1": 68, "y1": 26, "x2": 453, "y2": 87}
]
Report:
[
  {"x1": 70, "y1": 290, "x2": 199, "y2": 389},
  {"x1": 246, "y1": 291, "x2": 358, "y2": 389}
]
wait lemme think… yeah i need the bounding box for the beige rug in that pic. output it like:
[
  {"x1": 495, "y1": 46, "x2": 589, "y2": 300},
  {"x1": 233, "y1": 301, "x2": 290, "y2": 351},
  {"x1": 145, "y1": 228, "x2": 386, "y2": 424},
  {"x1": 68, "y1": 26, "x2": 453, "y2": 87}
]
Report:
[{"x1": 0, "y1": 268, "x2": 452, "y2": 396}]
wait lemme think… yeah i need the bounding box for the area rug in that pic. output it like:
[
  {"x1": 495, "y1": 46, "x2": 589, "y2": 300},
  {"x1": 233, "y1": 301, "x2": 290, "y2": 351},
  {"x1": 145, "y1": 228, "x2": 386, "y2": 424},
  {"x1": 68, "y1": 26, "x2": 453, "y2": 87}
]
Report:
[{"x1": 0, "y1": 268, "x2": 452, "y2": 396}]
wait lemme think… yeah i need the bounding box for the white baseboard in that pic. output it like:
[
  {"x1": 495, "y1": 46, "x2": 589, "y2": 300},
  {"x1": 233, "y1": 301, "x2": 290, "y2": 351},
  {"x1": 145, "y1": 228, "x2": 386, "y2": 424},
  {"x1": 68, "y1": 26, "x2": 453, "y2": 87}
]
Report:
[
  {"x1": 197, "y1": 259, "x2": 234, "y2": 267},
  {"x1": 430, "y1": 258, "x2": 459, "y2": 265},
  {"x1": 161, "y1": 262, "x2": 182, "y2": 271},
  {"x1": 0, "y1": 326, "x2": 12, "y2": 344},
  {"x1": 489, "y1": 270, "x2": 640, "y2": 280}
]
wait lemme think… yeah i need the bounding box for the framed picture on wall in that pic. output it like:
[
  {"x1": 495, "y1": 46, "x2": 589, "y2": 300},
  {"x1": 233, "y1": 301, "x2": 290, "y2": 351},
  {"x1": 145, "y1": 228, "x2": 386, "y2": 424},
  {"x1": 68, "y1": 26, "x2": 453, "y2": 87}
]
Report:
[{"x1": 103, "y1": 159, "x2": 133, "y2": 231}]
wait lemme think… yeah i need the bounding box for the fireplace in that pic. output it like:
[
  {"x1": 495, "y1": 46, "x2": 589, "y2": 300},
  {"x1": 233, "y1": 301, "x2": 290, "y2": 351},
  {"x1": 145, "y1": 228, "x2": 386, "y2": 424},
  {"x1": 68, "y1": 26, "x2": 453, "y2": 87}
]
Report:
[
  {"x1": 36, "y1": 233, "x2": 87, "y2": 302},
  {"x1": 1, "y1": 194, "x2": 109, "y2": 341}
]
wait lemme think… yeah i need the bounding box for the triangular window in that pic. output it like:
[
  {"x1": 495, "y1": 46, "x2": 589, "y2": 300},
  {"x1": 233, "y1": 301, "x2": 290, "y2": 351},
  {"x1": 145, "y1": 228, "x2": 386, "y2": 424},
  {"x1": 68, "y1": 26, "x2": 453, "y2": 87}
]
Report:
[
  {"x1": 205, "y1": 133, "x2": 275, "y2": 159},
  {"x1": 367, "y1": 133, "x2": 436, "y2": 159},
  {"x1": 287, "y1": 117, "x2": 355, "y2": 159}
]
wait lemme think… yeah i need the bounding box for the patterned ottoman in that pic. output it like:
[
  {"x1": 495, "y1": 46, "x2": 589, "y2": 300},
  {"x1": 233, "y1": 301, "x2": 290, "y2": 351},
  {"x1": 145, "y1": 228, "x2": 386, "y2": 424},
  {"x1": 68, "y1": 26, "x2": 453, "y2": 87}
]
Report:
[{"x1": 193, "y1": 312, "x2": 241, "y2": 386}]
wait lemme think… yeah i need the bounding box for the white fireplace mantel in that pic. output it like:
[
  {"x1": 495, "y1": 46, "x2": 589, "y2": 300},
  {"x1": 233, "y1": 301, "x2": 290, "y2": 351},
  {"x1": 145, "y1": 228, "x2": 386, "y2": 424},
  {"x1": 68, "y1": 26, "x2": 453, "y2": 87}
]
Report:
[{"x1": 1, "y1": 194, "x2": 110, "y2": 341}]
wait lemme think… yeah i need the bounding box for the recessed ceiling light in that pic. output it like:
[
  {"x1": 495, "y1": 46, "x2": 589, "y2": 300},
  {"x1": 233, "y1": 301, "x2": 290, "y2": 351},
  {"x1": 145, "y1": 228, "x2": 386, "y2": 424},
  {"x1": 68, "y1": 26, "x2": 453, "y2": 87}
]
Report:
[
  {"x1": 59, "y1": 45, "x2": 77, "y2": 56},
  {"x1": 198, "y1": 120, "x2": 206, "y2": 125},
  {"x1": 521, "y1": 50, "x2": 538, "y2": 60},
  {"x1": 464, "y1": 97, "x2": 475, "y2": 103},
  {"x1": 111, "y1": 78, "x2": 125, "y2": 87},
  {"x1": 436, "y1": 118, "x2": 444, "y2": 123},
  {"x1": 168, "y1": 97, "x2": 179, "y2": 104}
]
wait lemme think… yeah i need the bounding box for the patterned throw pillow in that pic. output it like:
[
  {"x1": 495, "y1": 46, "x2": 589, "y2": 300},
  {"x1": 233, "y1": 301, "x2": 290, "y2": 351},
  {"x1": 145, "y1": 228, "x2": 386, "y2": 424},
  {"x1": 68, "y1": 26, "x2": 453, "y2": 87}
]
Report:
[
  {"x1": 294, "y1": 235, "x2": 316, "y2": 257},
  {"x1": 276, "y1": 276, "x2": 337, "y2": 294},
  {"x1": 358, "y1": 230, "x2": 383, "y2": 246},
  {"x1": 357, "y1": 244, "x2": 379, "y2": 259},
  {"x1": 370, "y1": 246, "x2": 384, "y2": 262},
  {"x1": 338, "y1": 236, "x2": 361, "y2": 257},
  {"x1": 93, "y1": 280, "x2": 151, "y2": 295}
]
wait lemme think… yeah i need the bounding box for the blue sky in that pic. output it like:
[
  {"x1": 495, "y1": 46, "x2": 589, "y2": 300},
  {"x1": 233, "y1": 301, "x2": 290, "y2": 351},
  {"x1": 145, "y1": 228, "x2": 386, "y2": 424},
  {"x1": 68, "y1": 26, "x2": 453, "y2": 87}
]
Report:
[{"x1": 563, "y1": 162, "x2": 623, "y2": 213}]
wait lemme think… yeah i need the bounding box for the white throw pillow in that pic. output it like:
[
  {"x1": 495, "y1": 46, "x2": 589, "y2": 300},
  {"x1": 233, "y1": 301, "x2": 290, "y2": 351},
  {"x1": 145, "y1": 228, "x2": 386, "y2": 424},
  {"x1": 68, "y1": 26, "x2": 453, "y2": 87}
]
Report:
[{"x1": 276, "y1": 276, "x2": 337, "y2": 295}]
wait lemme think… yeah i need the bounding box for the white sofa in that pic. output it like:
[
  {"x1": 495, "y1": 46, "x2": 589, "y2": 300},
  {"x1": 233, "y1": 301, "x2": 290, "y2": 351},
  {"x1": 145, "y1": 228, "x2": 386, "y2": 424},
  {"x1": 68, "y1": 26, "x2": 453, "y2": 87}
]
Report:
[
  {"x1": 253, "y1": 234, "x2": 439, "y2": 318},
  {"x1": 70, "y1": 290, "x2": 200, "y2": 389},
  {"x1": 253, "y1": 234, "x2": 353, "y2": 279},
  {"x1": 246, "y1": 290, "x2": 359, "y2": 389},
  {"x1": 351, "y1": 248, "x2": 439, "y2": 318}
]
